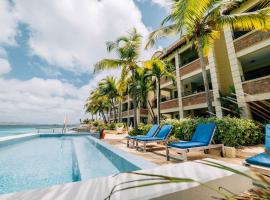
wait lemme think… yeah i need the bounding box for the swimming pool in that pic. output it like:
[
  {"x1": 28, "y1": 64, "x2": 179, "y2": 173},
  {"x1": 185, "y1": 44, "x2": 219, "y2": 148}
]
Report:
[{"x1": 0, "y1": 135, "x2": 154, "y2": 195}]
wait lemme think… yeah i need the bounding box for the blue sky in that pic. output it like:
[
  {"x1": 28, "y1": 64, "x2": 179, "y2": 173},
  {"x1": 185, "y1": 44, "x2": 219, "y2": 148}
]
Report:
[{"x1": 0, "y1": 0, "x2": 175, "y2": 124}]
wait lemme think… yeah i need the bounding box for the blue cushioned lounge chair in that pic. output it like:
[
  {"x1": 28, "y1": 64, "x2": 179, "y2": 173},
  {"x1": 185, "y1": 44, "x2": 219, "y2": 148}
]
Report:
[
  {"x1": 135, "y1": 124, "x2": 173, "y2": 152},
  {"x1": 166, "y1": 123, "x2": 224, "y2": 161},
  {"x1": 126, "y1": 124, "x2": 160, "y2": 148},
  {"x1": 244, "y1": 125, "x2": 270, "y2": 174}
]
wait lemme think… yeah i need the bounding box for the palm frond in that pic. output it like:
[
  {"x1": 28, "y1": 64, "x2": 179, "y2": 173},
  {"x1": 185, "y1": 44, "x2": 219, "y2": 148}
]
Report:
[
  {"x1": 106, "y1": 41, "x2": 117, "y2": 52},
  {"x1": 94, "y1": 59, "x2": 126, "y2": 73},
  {"x1": 259, "y1": 0, "x2": 270, "y2": 7},
  {"x1": 218, "y1": 9, "x2": 270, "y2": 31},
  {"x1": 146, "y1": 24, "x2": 179, "y2": 49}
]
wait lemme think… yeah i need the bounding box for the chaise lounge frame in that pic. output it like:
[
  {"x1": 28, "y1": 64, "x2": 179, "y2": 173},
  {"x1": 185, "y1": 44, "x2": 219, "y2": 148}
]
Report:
[{"x1": 166, "y1": 127, "x2": 224, "y2": 161}]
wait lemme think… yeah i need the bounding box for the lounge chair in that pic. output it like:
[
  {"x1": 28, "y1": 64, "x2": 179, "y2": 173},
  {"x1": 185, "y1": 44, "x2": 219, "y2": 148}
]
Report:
[
  {"x1": 135, "y1": 124, "x2": 173, "y2": 152},
  {"x1": 126, "y1": 124, "x2": 160, "y2": 148},
  {"x1": 166, "y1": 123, "x2": 224, "y2": 161},
  {"x1": 244, "y1": 124, "x2": 270, "y2": 174}
]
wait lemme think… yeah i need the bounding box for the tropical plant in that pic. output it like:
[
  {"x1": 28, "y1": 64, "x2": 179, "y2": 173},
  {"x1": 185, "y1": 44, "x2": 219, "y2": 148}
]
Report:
[
  {"x1": 117, "y1": 79, "x2": 128, "y2": 123},
  {"x1": 98, "y1": 76, "x2": 120, "y2": 122},
  {"x1": 144, "y1": 58, "x2": 175, "y2": 124},
  {"x1": 128, "y1": 67, "x2": 153, "y2": 112},
  {"x1": 162, "y1": 117, "x2": 264, "y2": 147},
  {"x1": 95, "y1": 28, "x2": 143, "y2": 131},
  {"x1": 85, "y1": 88, "x2": 111, "y2": 124},
  {"x1": 146, "y1": 0, "x2": 270, "y2": 116}
]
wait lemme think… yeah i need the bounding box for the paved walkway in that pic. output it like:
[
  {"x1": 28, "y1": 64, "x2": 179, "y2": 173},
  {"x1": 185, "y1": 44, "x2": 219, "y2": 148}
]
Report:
[{"x1": 104, "y1": 133, "x2": 264, "y2": 166}]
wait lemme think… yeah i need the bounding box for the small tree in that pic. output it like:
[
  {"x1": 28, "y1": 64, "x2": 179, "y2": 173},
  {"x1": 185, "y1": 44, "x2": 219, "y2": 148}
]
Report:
[
  {"x1": 144, "y1": 58, "x2": 175, "y2": 124},
  {"x1": 95, "y1": 28, "x2": 143, "y2": 131},
  {"x1": 98, "y1": 76, "x2": 120, "y2": 122}
]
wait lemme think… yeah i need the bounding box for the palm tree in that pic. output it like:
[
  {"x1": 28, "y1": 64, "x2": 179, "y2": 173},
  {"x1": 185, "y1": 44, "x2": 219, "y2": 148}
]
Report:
[
  {"x1": 146, "y1": 0, "x2": 270, "y2": 116},
  {"x1": 95, "y1": 28, "x2": 143, "y2": 131},
  {"x1": 98, "y1": 76, "x2": 120, "y2": 122},
  {"x1": 128, "y1": 67, "x2": 153, "y2": 121},
  {"x1": 117, "y1": 79, "x2": 128, "y2": 123},
  {"x1": 85, "y1": 89, "x2": 111, "y2": 123},
  {"x1": 144, "y1": 58, "x2": 175, "y2": 124}
]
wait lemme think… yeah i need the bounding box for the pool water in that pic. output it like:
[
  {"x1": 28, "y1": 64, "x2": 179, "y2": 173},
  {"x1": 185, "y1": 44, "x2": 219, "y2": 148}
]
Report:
[{"x1": 0, "y1": 136, "x2": 139, "y2": 194}]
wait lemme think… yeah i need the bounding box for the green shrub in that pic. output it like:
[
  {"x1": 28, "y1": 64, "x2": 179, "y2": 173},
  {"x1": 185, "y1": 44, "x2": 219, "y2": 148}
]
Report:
[
  {"x1": 160, "y1": 117, "x2": 264, "y2": 147},
  {"x1": 104, "y1": 122, "x2": 116, "y2": 130},
  {"x1": 129, "y1": 123, "x2": 152, "y2": 136},
  {"x1": 115, "y1": 123, "x2": 125, "y2": 129}
]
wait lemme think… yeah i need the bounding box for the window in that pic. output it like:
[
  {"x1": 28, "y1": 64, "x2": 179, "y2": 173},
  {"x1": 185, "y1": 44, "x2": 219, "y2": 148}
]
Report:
[{"x1": 180, "y1": 48, "x2": 199, "y2": 66}]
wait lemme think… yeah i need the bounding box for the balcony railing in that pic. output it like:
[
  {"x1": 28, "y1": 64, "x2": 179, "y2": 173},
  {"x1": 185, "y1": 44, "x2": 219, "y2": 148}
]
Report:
[
  {"x1": 242, "y1": 75, "x2": 270, "y2": 95},
  {"x1": 179, "y1": 58, "x2": 208, "y2": 77},
  {"x1": 122, "y1": 111, "x2": 128, "y2": 117},
  {"x1": 160, "y1": 98, "x2": 179, "y2": 110},
  {"x1": 160, "y1": 71, "x2": 176, "y2": 85},
  {"x1": 140, "y1": 109, "x2": 148, "y2": 116},
  {"x1": 234, "y1": 31, "x2": 270, "y2": 52},
  {"x1": 182, "y1": 91, "x2": 213, "y2": 107}
]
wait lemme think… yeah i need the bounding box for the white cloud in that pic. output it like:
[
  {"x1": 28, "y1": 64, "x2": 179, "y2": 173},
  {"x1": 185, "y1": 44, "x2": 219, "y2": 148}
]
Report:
[
  {"x1": 0, "y1": 48, "x2": 11, "y2": 75},
  {"x1": 151, "y1": 0, "x2": 171, "y2": 7},
  {"x1": 12, "y1": 0, "x2": 153, "y2": 73},
  {"x1": 0, "y1": 69, "x2": 120, "y2": 124},
  {"x1": 0, "y1": 58, "x2": 11, "y2": 75},
  {"x1": 0, "y1": 0, "x2": 18, "y2": 45},
  {"x1": 137, "y1": 0, "x2": 171, "y2": 8},
  {"x1": 0, "y1": 0, "x2": 157, "y2": 123}
]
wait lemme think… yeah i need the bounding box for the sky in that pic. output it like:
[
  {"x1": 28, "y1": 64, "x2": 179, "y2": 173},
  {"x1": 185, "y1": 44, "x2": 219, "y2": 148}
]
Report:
[{"x1": 0, "y1": 0, "x2": 175, "y2": 124}]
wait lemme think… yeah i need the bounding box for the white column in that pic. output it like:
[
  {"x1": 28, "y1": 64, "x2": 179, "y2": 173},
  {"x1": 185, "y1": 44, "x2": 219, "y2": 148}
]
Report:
[
  {"x1": 175, "y1": 53, "x2": 184, "y2": 119},
  {"x1": 208, "y1": 49, "x2": 223, "y2": 118},
  {"x1": 223, "y1": 27, "x2": 251, "y2": 118}
]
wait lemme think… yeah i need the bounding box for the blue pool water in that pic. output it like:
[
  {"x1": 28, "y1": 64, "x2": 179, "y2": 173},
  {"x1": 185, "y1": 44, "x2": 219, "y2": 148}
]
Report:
[{"x1": 0, "y1": 136, "x2": 139, "y2": 194}]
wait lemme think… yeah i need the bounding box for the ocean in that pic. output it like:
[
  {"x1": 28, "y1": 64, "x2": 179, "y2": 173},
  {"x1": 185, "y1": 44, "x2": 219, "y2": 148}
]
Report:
[{"x1": 0, "y1": 125, "x2": 76, "y2": 137}]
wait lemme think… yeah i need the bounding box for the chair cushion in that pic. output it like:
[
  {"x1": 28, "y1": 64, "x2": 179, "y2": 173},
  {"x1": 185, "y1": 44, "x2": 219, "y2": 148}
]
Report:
[
  {"x1": 168, "y1": 141, "x2": 208, "y2": 149},
  {"x1": 127, "y1": 125, "x2": 159, "y2": 140},
  {"x1": 191, "y1": 123, "x2": 216, "y2": 144},
  {"x1": 127, "y1": 135, "x2": 150, "y2": 139},
  {"x1": 246, "y1": 152, "x2": 270, "y2": 168},
  {"x1": 156, "y1": 124, "x2": 173, "y2": 139},
  {"x1": 145, "y1": 124, "x2": 160, "y2": 137},
  {"x1": 136, "y1": 137, "x2": 164, "y2": 141}
]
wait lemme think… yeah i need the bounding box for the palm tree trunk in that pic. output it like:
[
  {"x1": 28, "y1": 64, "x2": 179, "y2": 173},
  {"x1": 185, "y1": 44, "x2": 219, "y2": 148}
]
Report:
[
  {"x1": 197, "y1": 37, "x2": 214, "y2": 116},
  {"x1": 112, "y1": 100, "x2": 117, "y2": 123},
  {"x1": 131, "y1": 68, "x2": 138, "y2": 131},
  {"x1": 118, "y1": 101, "x2": 122, "y2": 122},
  {"x1": 101, "y1": 111, "x2": 107, "y2": 124},
  {"x1": 156, "y1": 78, "x2": 161, "y2": 124}
]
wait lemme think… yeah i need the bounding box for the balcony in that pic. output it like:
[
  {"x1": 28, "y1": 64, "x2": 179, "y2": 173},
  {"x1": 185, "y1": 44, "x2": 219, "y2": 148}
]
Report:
[
  {"x1": 160, "y1": 71, "x2": 176, "y2": 85},
  {"x1": 122, "y1": 111, "x2": 128, "y2": 117},
  {"x1": 234, "y1": 31, "x2": 270, "y2": 52},
  {"x1": 160, "y1": 98, "x2": 179, "y2": 110},
  {"x1": 182, "y1": 91, "x2": 213, "y2": 107},
  {"x1": 242, "y1": 75, "x2": 270, "y2": 95},
  {"x1": 179, "y1": 58, "x2": 208, "y2": 77},
  {"x1": 140, "y1": 108, "x2": 148, "y2": 116}
]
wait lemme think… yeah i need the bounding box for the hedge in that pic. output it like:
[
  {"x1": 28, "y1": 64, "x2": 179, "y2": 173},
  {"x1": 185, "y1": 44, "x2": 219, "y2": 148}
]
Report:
[
  {"x1": 129, "y1": 117, "x2": 265, "y2": 147},
  {"x1": 129, "y1": 123, "x2": 152, "y2": 136}
]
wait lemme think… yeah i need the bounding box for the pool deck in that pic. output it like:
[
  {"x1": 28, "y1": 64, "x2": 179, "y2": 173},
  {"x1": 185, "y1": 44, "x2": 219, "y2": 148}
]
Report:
[
  {"x1": 0, "y1": 133, "x2": 37, "y2": 142},
  {"x1": 0, "y1": 132, "x2": 265, "y2": 200},
  {"x1": 103, "y1": 133, "x2": 264, "y2": 166}
]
